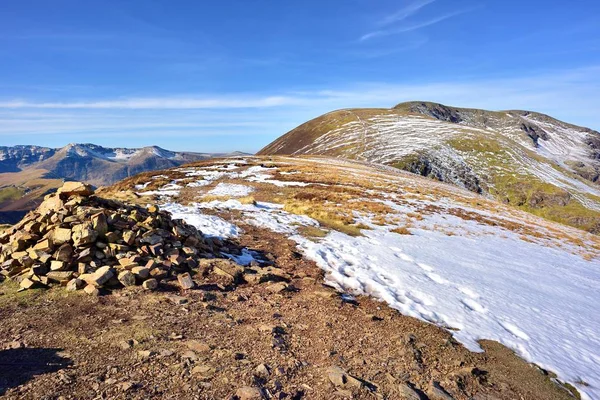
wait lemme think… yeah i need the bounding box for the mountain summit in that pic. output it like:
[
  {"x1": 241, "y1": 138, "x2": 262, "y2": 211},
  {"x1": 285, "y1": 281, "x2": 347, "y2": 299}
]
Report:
[{"x1": 259, "y1": 101, "x2": 600, "y2": 233}]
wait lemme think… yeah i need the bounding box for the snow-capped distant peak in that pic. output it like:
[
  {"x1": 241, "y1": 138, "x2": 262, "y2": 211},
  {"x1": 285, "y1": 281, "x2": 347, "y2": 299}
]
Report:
[{"x1": 145, "y1": 146, "x2": 176, "y2": 159}]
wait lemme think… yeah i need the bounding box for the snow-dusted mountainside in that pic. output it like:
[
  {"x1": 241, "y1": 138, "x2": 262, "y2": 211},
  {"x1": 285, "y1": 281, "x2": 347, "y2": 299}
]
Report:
[
  {"x1": 0, "y1": 144, "x2": 245, "y2": 223},
  {"x1": 259, "y1": 102, "x2": 600, "y2": 233},
  {"x1": 0, "y1": 143, "x2": 241, "y2": 186},
  {"x1": 105, "y1": 156, "x2": 600, "y2": 399}
]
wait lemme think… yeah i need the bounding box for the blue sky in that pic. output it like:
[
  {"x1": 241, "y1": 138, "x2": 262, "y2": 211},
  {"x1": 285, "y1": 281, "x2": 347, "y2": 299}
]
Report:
[{"x1": 0, "y1": 0, "x2": 599, "y2": 153}]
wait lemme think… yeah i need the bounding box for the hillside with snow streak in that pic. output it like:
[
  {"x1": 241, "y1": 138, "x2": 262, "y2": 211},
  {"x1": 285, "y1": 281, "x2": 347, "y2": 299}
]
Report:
[
  {"x1": 108, "y1": 156, "x2": 600, "y2": 399},
  {"x1": 259, "y1": 101, "x2": 600, "y2": 234}
]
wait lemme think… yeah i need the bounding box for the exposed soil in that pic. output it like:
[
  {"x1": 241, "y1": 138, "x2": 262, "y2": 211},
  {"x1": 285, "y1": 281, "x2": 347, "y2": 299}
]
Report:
[{"x1": 0, "y1": 220, "x2": 576, "y2": 399}]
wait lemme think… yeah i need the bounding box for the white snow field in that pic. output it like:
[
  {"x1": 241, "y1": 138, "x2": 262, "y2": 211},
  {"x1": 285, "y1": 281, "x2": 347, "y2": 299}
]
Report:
[
  {"x1": 208, "y1": 182, "x2": 254, "y2": 197},
  {"x1": 133, "y1": 157, "x2": 600, "y2": 399}
]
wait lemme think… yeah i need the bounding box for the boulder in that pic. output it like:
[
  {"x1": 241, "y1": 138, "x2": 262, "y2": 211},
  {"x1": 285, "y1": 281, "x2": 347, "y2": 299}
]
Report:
[
  {"x1": 131, "y1": 266, "x2": 150, "y2": 279},
  {"x1": 53, "y1": 228, "x2": 72, "y2": 245},
  {"x1": 38, "y1": 195, "x2": 64, "y2": 214},
  {"x1": 66, "y1": 278, "x2": 85, "y2": 291},
  {"x1": 84, "y1": 284, "x2": 100, "y2": 296},
  {"x1": 266, "y1": 282, "x2": 289, "y2": 293},
  {"x1": 327, "y1": 366, "x2": 362, "y2": 389},
  {"x1": 208, "y1": 259, "x2": 244, "y2": 281},
  {"x1": 53, "y1": 243, "x2": 73, "y2": 263},
  {"x1": 57, "y1": 182, "x2": 94, "y2": 198},
  {"x1": 46, "y1": 271, "x2": 74, "y2": 283},
  {"x1": 186, "y1": 340, "x2": 210, "y2": 353},
  {"x1": 86, "y1": 266, "x2": 114, "y2": 287},
  {"x1": 398, "y1": 383, "x2": 422, "y2": 400},
  {"x1": 428, "y1": 382, "x2": 455, "y2": 400},
  {"x1": 254, "y1": 364, "x2": 270, "y2": 379},
  {"x1": 118, "y1": 271, "x2": 136, "y2": 287},
  {"x1": 142, "y1": 278, "x2": 158, "y2": 290},
  {"x1": 91, "y1": 213, "x2": 108, "y2": 237},
  {"x1": 19, "y1": 277, "x2": 37, "y2": 290},
  {"x1": 33, "y1": 238, "x2": 53, "y2": 253},
  {"x1": 50, "y1": 260, "x2": 67, "y2": 271},
  {"x1": 191, "y1": 364, "x2": 215, "y2": 379},
  {"x1": 72, "y1": 224, "x2": 98, "y2": 246},
  {"x1": 122, "y1": 230, "x2": 136, "y2": 245}
]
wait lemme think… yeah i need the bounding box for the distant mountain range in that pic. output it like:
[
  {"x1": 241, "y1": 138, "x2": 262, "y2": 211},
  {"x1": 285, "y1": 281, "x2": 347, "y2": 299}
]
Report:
[
  {"x1": 0, "y1": 143, "x2": 244, "y2": 185},
  {"x1": 0, "y1": 143, "x2": 245, "y2": 223},
  {"x1": 259, "y1": 101, "x2": 600, "y2": 233}
]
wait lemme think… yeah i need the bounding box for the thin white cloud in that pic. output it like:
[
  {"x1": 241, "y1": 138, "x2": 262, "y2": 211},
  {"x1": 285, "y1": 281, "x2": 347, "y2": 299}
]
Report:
[
  {"x1": 0, "y1": 96, "x2": 299, "y2": 110},
  {"x1": 346, "y1": 38, "x2": 429, "y2": 58},
  {"x1": 361, "y1": 9, "x2": 470, "y2": 41},
  {"x1": 378, "y1": 0, "x2": 436, "y2": 26}
]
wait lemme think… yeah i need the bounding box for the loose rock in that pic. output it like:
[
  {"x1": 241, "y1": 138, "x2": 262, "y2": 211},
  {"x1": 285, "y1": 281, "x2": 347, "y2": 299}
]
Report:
[
  {"x1": 398, "y1": 382, "x2": 422, "y2": 400},
  {"x1": 118, "y1": 270, "x2": 136, "y2": 287},
  {"x1": 429, "y1": 381, "x2": 455, "y2": 400},
  {"x1": 142, "y1": 278, "x2": 158, "y2": 290},
  {"x1": 177, "y1": 272, "x2": 195, "y2": 289},
  {"x1": 66, "y1": 278, "x2": 84, "y2": 291},
  {"x1": 235, "y1": 386, "x2": 263, "y2": 400}
]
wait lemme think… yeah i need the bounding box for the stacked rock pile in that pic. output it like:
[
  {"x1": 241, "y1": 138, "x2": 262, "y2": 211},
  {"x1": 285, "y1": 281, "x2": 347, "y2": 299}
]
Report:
[{"x1": 0, "y1": 182, "x2": 225, "y2": 294}]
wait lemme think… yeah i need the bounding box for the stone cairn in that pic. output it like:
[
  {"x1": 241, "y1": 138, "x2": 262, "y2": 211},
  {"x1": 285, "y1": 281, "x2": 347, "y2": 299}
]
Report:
[{"x1": 0, "y1": 182, "x2": 224, "y2": 294}]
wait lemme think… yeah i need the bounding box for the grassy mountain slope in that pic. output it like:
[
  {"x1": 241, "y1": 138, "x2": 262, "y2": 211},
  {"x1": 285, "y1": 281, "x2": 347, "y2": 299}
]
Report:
[{"x1": 258, "y1": 102, "x2": 600, "y2": 233}]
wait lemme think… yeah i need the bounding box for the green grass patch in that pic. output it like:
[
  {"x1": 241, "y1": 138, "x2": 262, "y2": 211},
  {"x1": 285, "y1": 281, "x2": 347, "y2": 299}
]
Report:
[
  {"x1": 283, "y1": 201, "x2": 368, "y2": 237},
  {"x1": 0, "y1": 186, "x2": 25, "y2": 203},
  {"x1": 491, "y1": 174, "x2": 600, "y2": 233},
  {"x1": 447, "y1": 136, "x2": 504, "y2": 153},
  {"x1": 0, "y1": 280, "x2": 45, "y2": 308}
]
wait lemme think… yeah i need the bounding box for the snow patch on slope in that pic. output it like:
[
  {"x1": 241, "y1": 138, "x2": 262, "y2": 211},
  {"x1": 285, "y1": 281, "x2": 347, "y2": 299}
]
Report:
[
  {"x1": 294, "y1": 226, "x2": 600, "y2": 399},
  {"x1": 161, "y1": 202, "x2": 240, "y2": 238},
  {"x1": 208, "y1": 183, "x2": 254, "y2": 197}
]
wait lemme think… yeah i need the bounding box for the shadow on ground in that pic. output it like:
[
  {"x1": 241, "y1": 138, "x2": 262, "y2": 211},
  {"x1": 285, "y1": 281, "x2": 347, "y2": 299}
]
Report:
[{"x1": 0, "y1": 347, "x2": 72, "y2": 395}]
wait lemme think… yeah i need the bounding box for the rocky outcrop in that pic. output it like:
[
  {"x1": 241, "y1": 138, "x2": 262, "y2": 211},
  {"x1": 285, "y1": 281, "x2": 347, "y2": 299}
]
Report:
[
  {"x1": 520, "y1": 122, "x2": 549, "y2": 147},
  {"x1": 394, "y1": 151, "x2": 484, "y2": 194},
  {"x1": 398, "y1": 101, "x2": 464, "y2": 123}
]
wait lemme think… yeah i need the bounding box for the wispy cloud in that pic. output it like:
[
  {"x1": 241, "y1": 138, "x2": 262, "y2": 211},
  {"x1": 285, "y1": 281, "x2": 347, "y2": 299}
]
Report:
[
  {"x1": 0, "y1": 96, "x2": 300, "y2": 110},
  {"x1": 345, "y1": 38, "x2": 429, "y2": 58},
  {"x1": 378, "y1": 0, "x2": 435, "y2": 26},
  {"x1": 361, "y1": 9, "x2": 470, "y2": 41}
]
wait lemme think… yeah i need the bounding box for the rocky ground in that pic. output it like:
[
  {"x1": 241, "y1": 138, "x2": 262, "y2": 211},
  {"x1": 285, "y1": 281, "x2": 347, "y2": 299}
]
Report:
[
  {"x1": 0, "y1": 221, "x2": 576, "y2": 399},
  {"x1": 0, "y1": 158, "x2": 592, "y2": 399}
]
